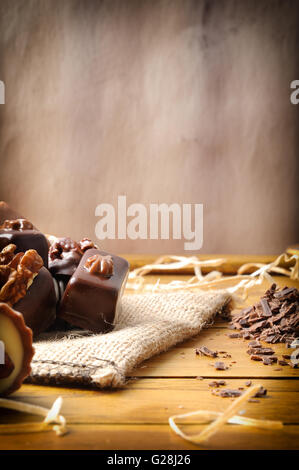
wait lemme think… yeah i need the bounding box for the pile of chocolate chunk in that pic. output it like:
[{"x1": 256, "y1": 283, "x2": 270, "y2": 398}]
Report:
[
  {"x1": 0, "y1": 201, "x2": 129, "y2": 396},
  {"x1": 231, "y1": 283, "x2": 299, "y2": 346}
]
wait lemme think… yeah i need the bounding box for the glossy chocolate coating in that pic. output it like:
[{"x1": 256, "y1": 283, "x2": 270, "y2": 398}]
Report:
[
  {"x1": 15, "y1": 267, "x2": 56, "y2": 336},
  {"x1": 58, "y1": 249, "x2": 129, "y2": 333},
  {"x1": 0, "y1": 229, "x2": 49, "y2": 268}
]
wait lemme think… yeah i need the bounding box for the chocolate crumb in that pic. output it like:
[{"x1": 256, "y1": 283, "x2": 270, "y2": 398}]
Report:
[
  {"x1": 262, "y1": 356, "x2": 278, "y2": 365},
  {"x1": 217, "y1": 389, "x2": 242, "y2": 398},
  {"x1": 214, "y1": 361, "x2": 227, "y2": 370},
  {"x1": 195, "y1": 346, "x2": 218, "y2": 358},
  {"x1": 278, "y1": 360, "x2": 288, "y2": 366},
  {"x1": 254, "y1": 386, "x2": 267, "y2": 397}
]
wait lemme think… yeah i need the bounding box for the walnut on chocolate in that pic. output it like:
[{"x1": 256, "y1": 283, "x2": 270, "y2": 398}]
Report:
[
  {"x1": 84, "y1": 254, "x2": 114, "y2": 277},
  {"x1": 0, "y1": 218, "x2": 34, "y2": 231}
]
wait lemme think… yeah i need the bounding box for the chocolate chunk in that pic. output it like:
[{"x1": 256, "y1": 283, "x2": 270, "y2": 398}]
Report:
[
  {"x1": 260, "y1": 298, "x2": 273, "y2": 317},
  {"x1": 254, "y1": 386, "x2": 267, "y2": 397},
  {"x1": 247, "y1": 347, "x2": 274, "y2": 355},
  {"x1": 250, "y1": 354, "x2": 263, "y2": 361},
  {"x1": 214, "y1": 361, "x2": 227, "y2": 370},
  {"x1": 245, "y1": 380, "x2": 252, "y2": 387},
  {"x1": 218, "y1": 389, "x2": 242, "y2": 398},
  {"x1": 262, "y1": 356, "x2": 277, "y2": 365},
  {"x1": 208, "y1": 380, "x2": 226, "y2": 388},
  {"x1": 58, "y1": 249, "x2": 129, "y2": 333},
  {"x1": 248, "y1": 340, "x2": 262, "y2": 348},
  {"x1": 228, "y1": 333, "x2": 242, "y2": 338},
  {"x1": 195, "y1": 346, "x2": 218, "y2": 358},
  {"x1": 274, "y1": 287, "x2": 297, "y2": 299}
]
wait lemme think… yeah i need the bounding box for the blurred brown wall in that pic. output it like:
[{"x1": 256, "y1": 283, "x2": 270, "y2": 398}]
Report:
[{"x1": 0, "y1": 0, "x2": 298, "y2": 254}]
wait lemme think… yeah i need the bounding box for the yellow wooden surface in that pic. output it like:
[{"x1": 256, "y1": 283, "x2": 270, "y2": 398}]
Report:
[{"x1": 0, "y1": 255, "x2": 298, "y2": 450}]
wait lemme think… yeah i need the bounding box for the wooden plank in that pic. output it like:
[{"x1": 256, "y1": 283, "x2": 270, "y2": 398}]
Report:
[
  {"x1": 124, "y1": 276, "x2": 299, "y2": 377},
  {"x1": 1, "y1": 259, "x2": 298, "y2": 450},
  {"x1": 122, "y1": 254, "x2": 277, "y2": 274},
  {"x1": 1, "y1": 379, "x2": 298, "y2": 426},
  {"x1": 0, "y1": 424, "x2": 298, "y2": 450}
]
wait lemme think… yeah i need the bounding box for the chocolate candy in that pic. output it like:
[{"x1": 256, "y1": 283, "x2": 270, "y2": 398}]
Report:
[
  {"x1": 15, "y1": 267, "x2": 56, "y2": 336},
  {"x1": 0, "y1": 302, "x2": 34, "y2": 396},
  {"x1": 48, "y1": 237, "x2": 97, "y2": 295},
  {"x1": 0, "y1": 245, "x2": 56, "y2": 336},
  {"x1": 0, "y1": 218, "x2": 48, "y2": 267},
  {"x1": 58, "y1": 249, "x2": 129, "y2": 333}
]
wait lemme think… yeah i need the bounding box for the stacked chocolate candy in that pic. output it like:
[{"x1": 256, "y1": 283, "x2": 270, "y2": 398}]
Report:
[{"x1": 0, "y1": 202, "x2": 129, "y2": 395}]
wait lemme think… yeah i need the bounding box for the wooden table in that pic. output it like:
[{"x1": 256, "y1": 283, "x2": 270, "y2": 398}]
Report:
[{"x1": 0, "y1": 255, "x2": 298, "y2": 450}]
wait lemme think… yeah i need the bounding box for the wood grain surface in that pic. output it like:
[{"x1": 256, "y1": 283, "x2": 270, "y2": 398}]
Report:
[{"x1": 0, "y1": 255, "x2": 298, "y2": 450}]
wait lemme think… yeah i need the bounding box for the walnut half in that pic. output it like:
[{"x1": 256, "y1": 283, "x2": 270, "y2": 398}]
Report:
[{"x1": 0, "y1": 246, "x2": 43, "y2": 305}]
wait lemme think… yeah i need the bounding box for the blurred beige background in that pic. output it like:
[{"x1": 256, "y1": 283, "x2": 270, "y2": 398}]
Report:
[{"x1": 0, "y1": 0, "x2": 298, "y2": 254}]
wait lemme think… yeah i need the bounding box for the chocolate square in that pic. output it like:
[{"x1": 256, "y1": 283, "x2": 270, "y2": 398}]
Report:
[{"x1": 58, "y1": 249, "x2": 129, "y2": 333}]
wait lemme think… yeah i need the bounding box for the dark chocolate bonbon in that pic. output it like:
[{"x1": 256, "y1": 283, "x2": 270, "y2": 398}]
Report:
[{"x1": 58, "y1": 249, "x2": 129, "y2": 333}]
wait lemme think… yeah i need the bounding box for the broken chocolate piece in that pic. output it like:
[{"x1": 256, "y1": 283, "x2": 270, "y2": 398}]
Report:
[
  {"x1": 227, "y1": 333, "x2": 242, "y2": 338},
  {"x1": 208, "y1": 380, "x2": 227, "y2": 388},
  {"x1": 58, "y1": 249, "x2": 129, "y2": 333},
  {"x1": 217, "y1": 389, "x2": 242, "y2": 398},
  {"x1": 195, "y1": 346, "x2": 218, "y2": 358},
  {"x1": 0, "y1": 302, "x2": 34, "y2": 396},
  {"x1": 262, "y1": 356, "x2": 277, "y2": 365},
  {"x1": 247, "y1": 347, "x2": 274, "y2": 355},
  {"x1": 248, "y1": 340, "x2": 262, "y2": 348},
  {"x1": 254, "y1": 386, "x2": 267, "y2": 397},
  {"x1": 214, "y1": 361, "x2": 227, "y2": 370}
]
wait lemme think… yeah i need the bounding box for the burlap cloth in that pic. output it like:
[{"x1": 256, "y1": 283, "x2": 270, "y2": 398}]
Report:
[{"x1": 27, "y1": 291, "x2": 230, "y2": 389}]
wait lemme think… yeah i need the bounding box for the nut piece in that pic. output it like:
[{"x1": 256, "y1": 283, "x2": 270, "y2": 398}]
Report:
[
  {"x1": 79, "y1": 238, "x2": 98, "y2": 252},
  {"x1": 84, "y1": 254, "x2": 114, "y2": 277},
  {"x1": 0, "y1": 245, "x2": 43, "y2": 305},
  {"x1": 0, "y1": 218, "x2": 34, "y2": 231},
  {"x1": 0, "y1": 244, "x2": 18, "y2": 265}
]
